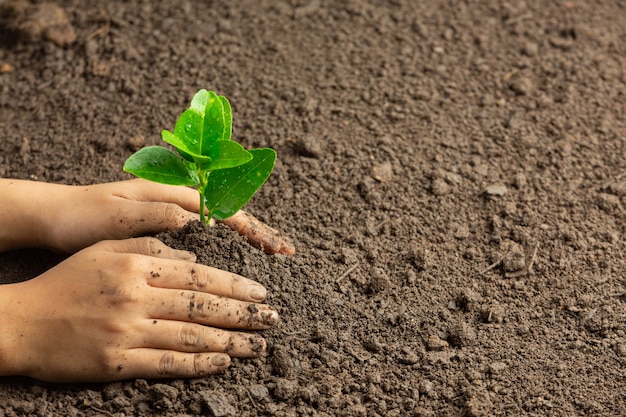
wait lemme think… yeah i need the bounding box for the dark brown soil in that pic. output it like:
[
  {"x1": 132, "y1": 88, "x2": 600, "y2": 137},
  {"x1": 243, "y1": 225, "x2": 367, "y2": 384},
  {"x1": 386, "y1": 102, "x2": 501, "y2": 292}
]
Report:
[{"x1": 1, "y1": 0, "x2": 625, "y2": 415}]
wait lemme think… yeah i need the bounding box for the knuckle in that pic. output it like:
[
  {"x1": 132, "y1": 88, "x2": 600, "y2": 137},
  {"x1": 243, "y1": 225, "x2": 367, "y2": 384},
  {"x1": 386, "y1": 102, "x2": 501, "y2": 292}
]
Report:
[
  {"x1": 158, "y1": 352, "x2": 178, "y2": 375},
  {"x1": 187, "y1": 293, "x2": 222, "y2": 321},
  {"x1": 157, "y1": 352, "x2": 209, "y2": 377},
  {"x1": 146, "y1": 237, "x2": 168, "y2": 256},
  {"x1": 178, "y1": 324, "x2": 201, "y2": 348},
  {"x1": 189, "y1": 266, "x2": 212, "y2": 291},
  {"x1": 111, "y1": 252, "x2": 144, "y2": 272},
  {"x1": 159, "y1": 203, "x2": 185, "y2": 226},
  {"x1": 193, "y1": 353, "x2": 216, "y2": 376},
  {"x1": 229, "y1": 274, "x2": 242, "y2": 297}
]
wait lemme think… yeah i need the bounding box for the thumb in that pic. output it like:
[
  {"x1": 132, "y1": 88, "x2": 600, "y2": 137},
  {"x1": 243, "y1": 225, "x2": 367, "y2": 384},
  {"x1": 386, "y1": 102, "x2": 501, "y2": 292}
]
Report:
[{"x1": 96, "y1": 237, "x2": 196, "y2": 262}]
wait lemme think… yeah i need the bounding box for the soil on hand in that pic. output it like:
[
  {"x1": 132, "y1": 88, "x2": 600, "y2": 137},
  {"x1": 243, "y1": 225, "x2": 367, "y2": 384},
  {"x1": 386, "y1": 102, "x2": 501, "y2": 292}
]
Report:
[{"x1": 0, "y1": 1, "x2": 625, "y2": 416}]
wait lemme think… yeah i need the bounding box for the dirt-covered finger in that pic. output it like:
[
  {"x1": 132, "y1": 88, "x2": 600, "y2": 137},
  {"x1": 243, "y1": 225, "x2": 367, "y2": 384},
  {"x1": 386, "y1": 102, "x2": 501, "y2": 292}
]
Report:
[
  {"x1": 135, "y1": 320, "x2": 266, "y2": 357},
  {"x1": 145, "y1": 259, "x2": 267, "y2": 302},
  {"x1": 219, "y1": 210, "x2": 295, "y2": 255},
  {"x1": 114, "y1": 350, "x2": 231, "y2": 380},
  {"x1": 95, "y1": 237, "x2": 196, "y2": 261},
  {"x1": 147, "y1": 289, "x2": 279, "y2": 329}
]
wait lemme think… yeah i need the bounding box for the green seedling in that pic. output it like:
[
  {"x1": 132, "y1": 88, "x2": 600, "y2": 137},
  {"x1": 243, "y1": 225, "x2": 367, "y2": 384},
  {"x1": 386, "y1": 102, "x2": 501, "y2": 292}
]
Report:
[{"x1": 123, "y1": 89, "x2": 276, "y2": 223}]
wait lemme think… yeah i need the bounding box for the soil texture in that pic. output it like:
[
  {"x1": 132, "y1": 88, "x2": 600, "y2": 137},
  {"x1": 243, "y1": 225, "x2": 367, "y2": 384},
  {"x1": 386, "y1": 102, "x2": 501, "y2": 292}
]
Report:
[{"x1": 0, "y1": 0, "x2": 625, "y2": 416}]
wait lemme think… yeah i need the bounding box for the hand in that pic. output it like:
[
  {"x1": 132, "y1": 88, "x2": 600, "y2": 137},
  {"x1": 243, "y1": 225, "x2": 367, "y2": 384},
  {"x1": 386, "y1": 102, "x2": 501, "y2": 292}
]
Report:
[
  {"x1": 37, "y1": 179, "x2": 294, "y2": 254},
  {"x1": 0, "y1": 238, "x2": 279, "y2": 382}
]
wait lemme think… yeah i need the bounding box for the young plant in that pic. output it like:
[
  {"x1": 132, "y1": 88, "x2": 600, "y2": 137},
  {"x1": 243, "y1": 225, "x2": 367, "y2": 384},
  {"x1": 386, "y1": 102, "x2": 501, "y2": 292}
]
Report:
[{"x1": 123, "y1": 89, "x2": 276, "y2": 223}]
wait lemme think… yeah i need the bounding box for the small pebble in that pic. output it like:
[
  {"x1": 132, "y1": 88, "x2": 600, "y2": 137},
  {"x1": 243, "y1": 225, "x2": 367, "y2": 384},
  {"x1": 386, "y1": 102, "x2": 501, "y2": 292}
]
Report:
[{"x1": 485, "y1": 184, "x2": 508, "y2": 196}]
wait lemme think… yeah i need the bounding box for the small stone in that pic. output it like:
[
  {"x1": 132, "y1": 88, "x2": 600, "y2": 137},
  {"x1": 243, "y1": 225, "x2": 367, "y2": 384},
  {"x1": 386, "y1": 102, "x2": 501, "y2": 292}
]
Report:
[
  {"x1": 271, "y1": 345, "x2": 299, "y2": 377},
  {"x1": 488, "y1": 361, "x2": 508, "y2": 374},
  {"x1": 481, "y1": 304, "x2": 505, "y2": 324},
  {"x1": 485, "y1": 184, "x2": 508, "y2": 196},
  {"x1": 419, "y1": 380, "x2": 435, "y2": 397},
  {"x1": 294, "y1": 135, "x2": 323, "y2": 158},
  {"x1": 596, "y1": 192, "x2": 621, "y2": 214},
  {"x1": 453, "y1": 223, "x2": 470, "y2": 239},
  {"x1": 430, "y1": 178, "x2": 450, "y2": 196},
  {"x1": 364, "y1": 337, "x2": 384, "y2": 353},
  {"x1": 398, "y1": 348, "x2": 419, "y2": 365},
  {"x1": 447, "y1": 322, "x2": 477, "y2": 348},
  {"x1": 371, "y1": 162, "x2": 393, "y2": 182},
  {"x1": 369, "y1": 268, "x2": 391, "y2": 293},
  {"x1": 521, "y1": 41, "x2": 539, "y2": 56},
  {"x1": 508, "y1": 74, "x2": 533, "y2": 96},
  {"x1": 503, "y1": 244, "x2": 526, "y2": 273},
  {"x1": 248, "y1": 384, "x2": 270, "y2": 401},
  {"x1": 127, "y1": 134, "x2": 146, "y2": 151},
  {"x1": 549, "y1": 36, "x2": 574, "y2": 50},
  {"x1": 272, "y1": 378, "x2": 299, "y2": 401},
  {"x1": 426, "y1": 334, "x2": 449, "y2": 351},
  {"x1": 147, "y1": 384, "x2": 178, "y2": 401},
  {"x1": 199, "y1": 392, "x2": 236, "y2": 417},
  {"x1": 607, "y1": 181, "x2": 626, "y2": 196}
]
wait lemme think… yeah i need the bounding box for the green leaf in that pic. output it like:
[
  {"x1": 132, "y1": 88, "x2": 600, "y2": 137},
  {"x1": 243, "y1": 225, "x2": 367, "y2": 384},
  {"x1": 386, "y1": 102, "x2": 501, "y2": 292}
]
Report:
[
  {"x1": 162, "y1": 129, "x2": 212, "y2": 166},
  {"x1": 123, "y1": 146, "x2": 198, "y2": 186},
  {"x1": 218, "y1": 95, "x2": 232, "y2": 141},
  {"x1": 203, "y1": 148, "x2": 276, "y2": 220},
  {"x1": 173, "y1": 108, "x2": 204, "y2": 154},
  {"x1": 172, "y1": 90, "x2": 232, "y2": 157},
  {"x1": 203, "y1": 91, "x2": 231, "y2": 144},
  {"x1": 205, "y1": 140, "x2": 252, "y2": 171}
]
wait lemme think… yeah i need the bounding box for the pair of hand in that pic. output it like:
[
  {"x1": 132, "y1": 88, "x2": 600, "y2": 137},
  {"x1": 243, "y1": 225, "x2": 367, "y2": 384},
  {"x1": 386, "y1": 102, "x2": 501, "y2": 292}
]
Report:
[{"x1": 0, "y1": 179, "x2": 294, "y2": 382}]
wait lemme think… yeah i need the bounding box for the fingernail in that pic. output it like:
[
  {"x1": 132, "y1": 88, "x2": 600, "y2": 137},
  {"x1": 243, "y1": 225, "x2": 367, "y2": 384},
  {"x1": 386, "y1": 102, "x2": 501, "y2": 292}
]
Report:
[
  {"x1": 261, "y1": 309, "x2": 280, "y2": 326},
  {"x1": 211, "y1": 354, "x2": 230, "y2": 367},
  {"x1": 249, "y1": 336, "x2": 267, "y2": 354},
  {"x1": 175, "y1": 249, "x2": 196, "y2": 261},
  {"x1": 248, "y1": 284, "x2": 267, "y2": 302}
]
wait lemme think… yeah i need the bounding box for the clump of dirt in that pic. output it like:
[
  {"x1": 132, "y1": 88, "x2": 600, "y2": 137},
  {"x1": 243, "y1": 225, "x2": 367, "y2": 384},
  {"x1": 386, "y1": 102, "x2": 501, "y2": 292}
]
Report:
[{"x1": 0, "y1": 1, "x2": 76, "y2": 47}]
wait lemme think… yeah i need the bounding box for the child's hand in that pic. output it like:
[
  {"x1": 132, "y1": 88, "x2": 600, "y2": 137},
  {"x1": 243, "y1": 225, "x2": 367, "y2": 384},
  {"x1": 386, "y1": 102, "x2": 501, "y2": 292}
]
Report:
[
  {"x1": 38, "y1": 179, "x2": 294, "y2": 254},
  {"x1": 0, "y1": 238, "x2": 278, "y2": 382}
]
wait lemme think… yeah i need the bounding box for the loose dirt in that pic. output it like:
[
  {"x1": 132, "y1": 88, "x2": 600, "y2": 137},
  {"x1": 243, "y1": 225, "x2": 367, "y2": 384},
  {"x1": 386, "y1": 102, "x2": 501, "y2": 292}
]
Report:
[{"x1": 0, "y1": 0, "x2": 625, "y2": 416}]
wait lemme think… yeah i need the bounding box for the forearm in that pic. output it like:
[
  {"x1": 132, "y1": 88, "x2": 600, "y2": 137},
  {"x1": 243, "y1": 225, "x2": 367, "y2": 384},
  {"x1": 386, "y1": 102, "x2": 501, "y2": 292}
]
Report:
[
  {"x1": 0, "y1": 283, "x2": 25, "y2": 377},
  {"x1": 0, "y1": 179, "x2": 62, "y2": 251}
]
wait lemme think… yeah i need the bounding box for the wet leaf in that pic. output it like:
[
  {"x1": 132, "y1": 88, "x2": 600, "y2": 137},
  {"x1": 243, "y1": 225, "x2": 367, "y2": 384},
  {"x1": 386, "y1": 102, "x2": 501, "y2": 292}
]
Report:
[
  {"x1": 204, "y1": 148, "x2": 276, "y2": 220},
  {"x1": 123, "y1": 146, "x2": 197, "y2": 186}
]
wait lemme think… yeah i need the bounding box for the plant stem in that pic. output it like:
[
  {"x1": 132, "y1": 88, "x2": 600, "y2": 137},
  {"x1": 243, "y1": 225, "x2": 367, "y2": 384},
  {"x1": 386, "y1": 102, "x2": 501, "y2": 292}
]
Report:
[
  {"x1": 199, "y1": 188, "x2": 206, "y2": 224},
  {"x1": 198, "y1": 170, "x2": 210, "y2": 224}
]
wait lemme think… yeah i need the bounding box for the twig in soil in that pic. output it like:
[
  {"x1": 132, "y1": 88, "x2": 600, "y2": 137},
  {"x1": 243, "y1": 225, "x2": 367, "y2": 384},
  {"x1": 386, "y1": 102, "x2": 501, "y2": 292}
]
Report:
[
  {"x1": 477, "y1": 257, "x2": 504, "y2": 276},
  {"x1": 336, "y1": 263, "x2": 359, "y2": 284},
  {"x1": 86, "y1": 18, "x2": 111, "y2": 41},
  {"x1": 88, "y1": 407, "x2": 116, "y2": 417},
  {"x1": 244, "y1": 387, "x2": 260, "y2": 410},
  {"x1": 526, "y1": 243, "x2": 539, "y2": 274}
]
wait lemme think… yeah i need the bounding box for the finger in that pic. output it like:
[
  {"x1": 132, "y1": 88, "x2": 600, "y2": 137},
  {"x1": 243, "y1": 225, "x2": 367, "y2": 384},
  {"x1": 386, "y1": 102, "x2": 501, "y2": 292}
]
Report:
[
  {"x1": 146, "y1": 258, "x2": 267, "y2": 302},
  {"x1": 116, "y1": 179, "x2": 201, "y2": 213},
  {"x1": 115, "y1": 198, "x2": 199, "y2": 235},
  {"x1": 116, "y1": 350, "x2": 231, "y2": 380},
  {"x1": 95, "y1": 237, "x2": 196, "y2": 262},
  {"x1": 134, "y1": 319, "x2": 266, "y2": 357},
  {"x1": 147, "y1": 289, "x2": 279, "y2": 330},
  {"x1": 219, "y1": 210, "x2": 296, "y2": 256}
]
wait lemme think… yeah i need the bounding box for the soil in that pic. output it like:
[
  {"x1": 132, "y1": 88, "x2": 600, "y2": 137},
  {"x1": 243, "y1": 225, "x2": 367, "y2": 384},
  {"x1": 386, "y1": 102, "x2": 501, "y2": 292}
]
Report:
[{"x1": 0, "y1": 0, "x2": 625, "y2": 415}]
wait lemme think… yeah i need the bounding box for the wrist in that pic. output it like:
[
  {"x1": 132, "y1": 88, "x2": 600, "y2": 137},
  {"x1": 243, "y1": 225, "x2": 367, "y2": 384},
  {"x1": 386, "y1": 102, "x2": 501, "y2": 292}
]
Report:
[
  {"x1": 0, "y1": 283, "x2": 27, "y2": 377},
  {"x1": 0, "y1": 179, "x2": 66, "y2": 251}
]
